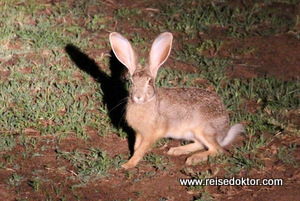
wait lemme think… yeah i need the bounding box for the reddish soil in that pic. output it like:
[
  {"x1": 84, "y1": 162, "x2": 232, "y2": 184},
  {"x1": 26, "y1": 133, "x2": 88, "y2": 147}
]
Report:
[{"x1": 223, "y1": 34, "x2": 300, "y2": 80}]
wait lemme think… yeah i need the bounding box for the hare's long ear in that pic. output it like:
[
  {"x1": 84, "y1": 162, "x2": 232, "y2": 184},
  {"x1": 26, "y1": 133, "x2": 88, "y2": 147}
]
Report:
[
  {"x1": 109, "y1": 32, "x2": 136, "y2": 76},
  {"x1": 149, "y1": 32, "x2": 173, "y2": 78}
]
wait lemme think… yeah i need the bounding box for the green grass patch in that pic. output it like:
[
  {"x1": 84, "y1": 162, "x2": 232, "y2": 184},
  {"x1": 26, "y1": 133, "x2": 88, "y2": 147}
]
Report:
[
  {"x1": 158, "y1": 0, "x2": 298, "y2": 38},
  {"x1": 143, "y1": 153, "x2": 172, "y2": 171},
  {"x1": 57, "y1": 148, "x2": 114, "y2": 183}
]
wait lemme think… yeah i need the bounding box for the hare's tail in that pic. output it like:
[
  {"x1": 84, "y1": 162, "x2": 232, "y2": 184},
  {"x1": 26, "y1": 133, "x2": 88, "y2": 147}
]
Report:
[{"x1": 219, "y1": 124, "x2": 244, "y2": 147}]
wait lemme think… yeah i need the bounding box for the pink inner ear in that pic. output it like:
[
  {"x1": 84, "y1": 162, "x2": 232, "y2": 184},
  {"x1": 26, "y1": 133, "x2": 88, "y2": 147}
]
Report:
[
  {"x1": 149, "y1": 32, "x2": 173, "y2": 77},
  {"x1": 109, "y1": 32, "x2": 136, "y2": 76}
]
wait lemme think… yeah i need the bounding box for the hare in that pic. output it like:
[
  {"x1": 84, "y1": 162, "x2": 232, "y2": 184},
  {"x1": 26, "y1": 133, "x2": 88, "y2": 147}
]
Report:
[{"x1": 109, "y1": 32, "x2": 244, "y2": 169}]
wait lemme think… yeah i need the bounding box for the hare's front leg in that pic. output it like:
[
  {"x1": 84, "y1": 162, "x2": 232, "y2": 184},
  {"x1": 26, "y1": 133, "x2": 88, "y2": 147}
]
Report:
[
  {"x1": 122, "y1": 134, "x2": 159, "y2": 169},
  {"x1": 134, "y1": 133, "x2": 142, "y2": 151}
]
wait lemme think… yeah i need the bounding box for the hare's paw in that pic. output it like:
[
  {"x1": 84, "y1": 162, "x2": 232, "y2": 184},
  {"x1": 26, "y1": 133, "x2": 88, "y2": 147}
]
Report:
[
  {"x1": 167, "y1": 142, "x2": 204, "y2": 156},
  {"x1": 167, "y1": 146, "x2": 192, "y2": 156},
  {"x1": 121, "y1": 162, "x2": 136, "y2": 170},
  {"x1": 185, "y1": 152, "x2": 210, "y2": 165}
]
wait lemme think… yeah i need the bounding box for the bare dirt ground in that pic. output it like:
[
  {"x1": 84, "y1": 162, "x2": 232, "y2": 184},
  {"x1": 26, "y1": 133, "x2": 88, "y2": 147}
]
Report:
[
  {"x1": 1, "y1": 130, "x2": 299, "y2": 200},
  {"x1": 0, "y1": 0, "x2": 299, "y2": 201}
]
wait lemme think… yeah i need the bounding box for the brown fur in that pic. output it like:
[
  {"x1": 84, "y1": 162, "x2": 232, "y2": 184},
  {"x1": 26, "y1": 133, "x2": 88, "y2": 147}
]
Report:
[{"x1": 109, "y1": 32, "x2": 244, "y2": 169}]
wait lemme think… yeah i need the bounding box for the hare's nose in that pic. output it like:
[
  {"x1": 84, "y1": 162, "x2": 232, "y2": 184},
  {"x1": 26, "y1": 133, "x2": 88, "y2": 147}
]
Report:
[{"x1": 133, "y1": 95, "x2": 144, "y2": 103}]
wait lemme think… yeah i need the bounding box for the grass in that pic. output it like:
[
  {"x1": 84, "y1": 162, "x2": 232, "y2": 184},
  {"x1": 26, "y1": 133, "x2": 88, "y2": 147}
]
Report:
[
  {"x1": 0, "y1": 0, "x2": 299, "y2": 200},
  {"x1": 0, "y1": 134, "x2": 15, "y2": 151},
  {"x1": 28, "y1": 179, "x2": 41, "y2": 192},
  {"x1": 56, "y1": 147, "x2": 114, "y2": 183},
  {"x1": 7, "y1": 173, "x2": 24, "y2": 187},
  {"x1": 143, "y1": 153, "x2": 172, "y2": 171},
  {"x1": 158, "y1": 0, "x2": 299, "y2": 38},
  {"x1": 277, "y1": 144, "x2": 298, "y2": 168}
]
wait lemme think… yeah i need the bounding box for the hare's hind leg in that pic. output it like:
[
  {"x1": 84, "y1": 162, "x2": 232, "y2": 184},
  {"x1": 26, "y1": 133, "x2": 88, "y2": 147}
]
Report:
[
  {"x1": 167, "y1": 141, "x2": 204, "y2": 156},
  {"x1": 186, "y1": 128, "x2": 224, "y2": 165}
]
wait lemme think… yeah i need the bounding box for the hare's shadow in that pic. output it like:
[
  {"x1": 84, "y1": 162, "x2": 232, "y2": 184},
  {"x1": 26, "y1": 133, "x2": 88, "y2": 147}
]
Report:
[{"x1": 65, "y1": 44, "x2": 135, "y2": 154}]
